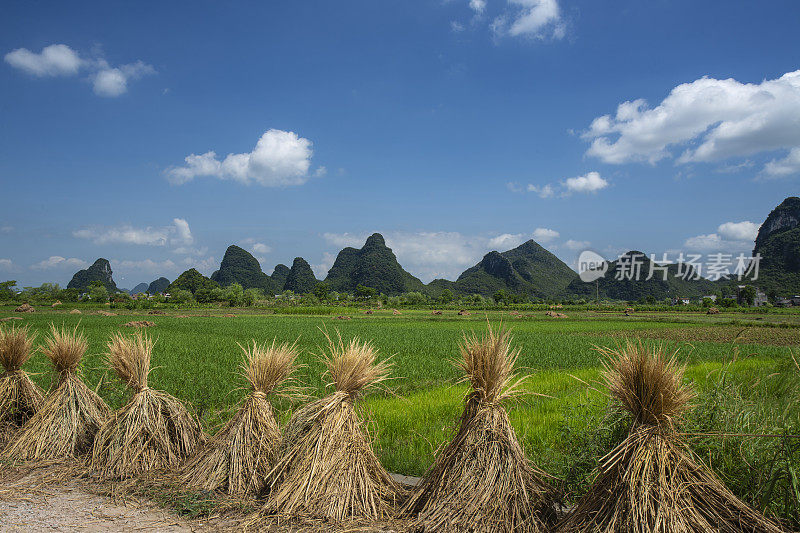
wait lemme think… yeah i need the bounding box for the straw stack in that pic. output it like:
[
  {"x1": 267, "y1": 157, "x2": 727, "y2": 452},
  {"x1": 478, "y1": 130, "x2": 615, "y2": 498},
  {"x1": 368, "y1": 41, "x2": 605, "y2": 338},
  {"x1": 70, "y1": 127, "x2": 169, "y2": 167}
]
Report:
[{"x1": 404, "y1": 324, "x2": 558, "y2": 532}]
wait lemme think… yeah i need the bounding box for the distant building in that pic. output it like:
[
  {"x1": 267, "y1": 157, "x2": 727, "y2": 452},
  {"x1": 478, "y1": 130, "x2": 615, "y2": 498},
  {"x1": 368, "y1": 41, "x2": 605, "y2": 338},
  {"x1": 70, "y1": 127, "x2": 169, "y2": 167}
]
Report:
[
  {"x1": 754, "y1": 289, "x2": 768, "y2": 307},
  {"x1": 672, "y1": 297, "x2": 691, "y2": 305},
  {"x1": 700, "y1": 295, "x2": 717, "y2": 303}
]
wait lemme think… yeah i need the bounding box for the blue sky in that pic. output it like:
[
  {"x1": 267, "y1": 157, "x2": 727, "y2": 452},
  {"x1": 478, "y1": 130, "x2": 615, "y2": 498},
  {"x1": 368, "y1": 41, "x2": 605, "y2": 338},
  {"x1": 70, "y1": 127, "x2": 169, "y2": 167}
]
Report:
[{"x1": 1, "y1": 0, "x2": 799, "y2": 289}]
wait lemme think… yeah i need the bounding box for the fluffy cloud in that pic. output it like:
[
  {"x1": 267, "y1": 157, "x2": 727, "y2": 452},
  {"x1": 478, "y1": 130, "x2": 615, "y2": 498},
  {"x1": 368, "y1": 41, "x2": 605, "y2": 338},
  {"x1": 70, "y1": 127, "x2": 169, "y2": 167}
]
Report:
[
  {"x1": 73, "y1": 218, "x2": 194, "y2": 248},
  {"x1": 764, "y1": 148, "x2": 800, "y2": 178},
  {"x1": 512, "y1": 172, "x2": 608, "y2": 198},
  {"x1": 533, "y1": 227, "x2": 560, "y2": 242},
  {"x1": 563, "y1": 171, "x2": 609, "y2": 194},
  {"x1": 4, "y1": 43, "x2": 154, "y2": 97},
  {"x1": 321, "y1": 229, "x2": 560, "y2": 281},
  {"x1": 527, "y1": 183, "x2": 555, "y2": 198},
  {"x1": 167, "y1": 129, "x2": 319, "y2": 187},
  {"x1": 584, "y1": 70, "x2": 800, "y2": 176},
  {"x1": 31, "y1": 256, "x2": 88, "y2": 270},
  {"x1": 488, "y1": 233, "x2": 528, "y2": 249},
  {"x1": 239, "y1": 238, "x2": 272, "y2": 262},
  {"x1": 564, "y1": 239, "x2": 591, "y2": 250},
  {"x1": 684, "y1": 220, "x2": 759, "y2": 252},
  {"x1": 4, "y1": 44, "x2": 82, "y2": 76},
  {"x1": 717, "y1": 221, "x2": 759, "y2": 241},
  {"x1": 493, "y1": 0, "x2": 564, "y2": 39},
  {"x1": 92, "y1": 60, "x2": 155, "y2": 97},
  {"x1": 469, "y1": 0, "x2": 487, "y2": 13},
  {"x1": 0, "y1": 259, "x2": 14, "y2": 271}
]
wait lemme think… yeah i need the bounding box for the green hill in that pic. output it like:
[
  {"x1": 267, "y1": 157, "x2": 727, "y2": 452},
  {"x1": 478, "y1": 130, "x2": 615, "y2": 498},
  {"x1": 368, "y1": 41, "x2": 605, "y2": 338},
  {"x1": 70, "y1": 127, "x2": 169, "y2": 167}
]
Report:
[
  {"x1": 283, "y1": 257, "x2": 318, "y2": 294},
  {"x1": 168, "y1": 269, "x2": 219, "y2": 294},
  {"x1": 67, "y1": 258, "x2": 118, "y2": 292},
  {"x1": 325, "y1": 233, "x2": 425, "y2": 295},
  {"x1": 147, "y1": 277, "x2": 170, "y2": 294},
  {"x1": 270, "y1": 264, "x2": 291, "y2": 291},
  {"x1": 129, "y1": 283, "x2": 149, "y2": 295},
  {"x1": 565, "y1": 251, "x2": 715, "y2": 301},
  {"x1": 751, "y1": 197, "x2": 800, "y2": 295},
  {"x1": 450, "y1": 240, "x2": 577, "y2": 298},
  {"x1": 210, "y1": 245, "x2": 275, "y2": 293}
]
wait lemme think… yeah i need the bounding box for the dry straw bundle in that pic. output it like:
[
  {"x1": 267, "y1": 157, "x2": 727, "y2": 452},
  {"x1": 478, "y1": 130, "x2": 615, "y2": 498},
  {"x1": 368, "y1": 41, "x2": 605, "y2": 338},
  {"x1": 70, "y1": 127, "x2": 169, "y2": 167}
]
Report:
[
  {"x1": 179, "y1": 339, "x2": 300, "y2": 496},
  {"x1": 88, "y1": 330, "x2": 203, "y2": 480},
  {"x1": 555, "y1": 340, "x2": 785, "y2": 533},
  {"x1": 3, "y1": 324, "x2": 110, "y2": 460},
  {"x1": 0, "y1": 324, "x2": 43, "y2": 445},
  {"x1": 258, "y1": 331, "x2": 403, "y2": 523},
  {"x1": 403, "y1": 324, "x2": 558, "y2": 532}
]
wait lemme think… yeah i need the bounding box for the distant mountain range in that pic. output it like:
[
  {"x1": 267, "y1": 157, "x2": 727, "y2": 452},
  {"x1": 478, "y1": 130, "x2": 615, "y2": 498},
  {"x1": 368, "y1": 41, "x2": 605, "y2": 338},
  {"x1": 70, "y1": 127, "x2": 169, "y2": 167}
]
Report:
[{"x1": 65, "y1": 196, "x2": 800, "y2": 301}]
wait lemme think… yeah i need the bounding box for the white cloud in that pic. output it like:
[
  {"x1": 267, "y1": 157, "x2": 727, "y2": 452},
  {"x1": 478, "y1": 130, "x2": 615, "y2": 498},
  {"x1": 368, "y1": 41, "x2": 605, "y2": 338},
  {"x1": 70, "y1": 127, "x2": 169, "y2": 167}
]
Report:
[
  {"x1": 181, "y1": 256, "x2": 218, "y2": 275},
  {"x1": 717, "y1": 221, "x2": 758, "y2": 241},
  {"x1": 166, "y1": 129, "x2": 319, "y2": 187},
  {"x1": 488, "y1": 233, "x2": 527, "y2": 249},
  {"x1": 564, "y1": 239, "x2": 591, "y2": 250},
  {"x1": 5, "y1": 43, "x2": 154, "y2": 97},
  {"x1": 515, "y1": 173, "x2": 608, "y2": 198},
  {"x1": 4, "y1": 44, "x2": 82, "y2": 76},
  {"x1": 533, "y1": 227, "x2": 559, "y2": 242},
  {"x1": 684, "y1": 220, "x2": 759, "y2": 252},
  {"x1": 92, "y1": 60, "x2": 155, "y2": 97},
  {"x1": 563, "y1": 171, "x2": 609, "y2": 194},
  {"x1": 312, "y1": 252, "x2": 338, "y2": 279},
  {"x1": 111, "y1": 258, "x2": 178, "y2": 273},
  {"x1": 684, "y1": 234, "x2": 725, "y2": 252},
  {"x1": 764, "y1": 147, "x2": 800, "y2": 178},
  {"x1": 470, "y1": 0, "x2": 486, "y2": 12},
  {"x1": 493, "y1": 0, "x2": 564, "y2": 39},
  {"x1": 31, "y1": 256, "x2": 88, "y2": 270},
  {"x1": 584, "y1": 70, "x2": 800, "y2": 176},
  {"x1": 0, "y1": 225, "x2": 12, "y2": 234},
  {"x1": 527, "y1": 183, "x2": 555, "y2": 198},
  {"x1": 171, "y1": 218, "x2": 193, "y2": 245},
  {"x1": 73, "y1": 218, "x2": 194, "y2": 248},
  {"x1": 0, "y1": 259, "x2": 14, "y2": 271},
  {"x1": 451, "y1": 21, "x2": 466, "y2": 32}
]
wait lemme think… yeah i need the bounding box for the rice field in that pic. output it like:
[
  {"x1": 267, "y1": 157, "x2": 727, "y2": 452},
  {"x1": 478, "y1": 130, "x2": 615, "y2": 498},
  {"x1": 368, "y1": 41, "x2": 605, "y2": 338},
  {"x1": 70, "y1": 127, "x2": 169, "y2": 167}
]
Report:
[{"x1": 2, "y1": 305, "x2": 799, "y2": 525}]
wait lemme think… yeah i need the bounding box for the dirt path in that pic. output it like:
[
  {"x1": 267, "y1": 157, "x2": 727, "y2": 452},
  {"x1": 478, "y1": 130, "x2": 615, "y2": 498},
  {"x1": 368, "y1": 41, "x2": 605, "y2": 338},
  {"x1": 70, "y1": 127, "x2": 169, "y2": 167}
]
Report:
[{"x1": 0, "y1": 466, "x2": 222, "y2": 532}]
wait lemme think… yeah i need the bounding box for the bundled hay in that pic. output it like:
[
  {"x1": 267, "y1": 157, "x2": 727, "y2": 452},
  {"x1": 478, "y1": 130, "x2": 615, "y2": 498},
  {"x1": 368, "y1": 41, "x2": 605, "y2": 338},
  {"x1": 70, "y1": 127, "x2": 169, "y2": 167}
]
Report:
[
  {"x1": 259, "y1": 332, "x2": 402, "y2": 522},
  {"x1": 179, "y1": 339, "x2": 300, "y2": 496},
  {"x1": 555, "y1": 340, "x2": 785, "y2": 533},
  {"x1": 88, "y1": 331, "x2": 203, "y2": 480},
  {"x1": 403, "y1": 324, "x2": 558, "y2": 532},
  {"x1": 3, "y1": 324, "x2": 110, "y2": 460},
  {"x1": 15, "y1": 303, "x2": 35, "y2": 313},
  {"x1": 0, "y1": 324, "x2": 43, "y2": 445}
]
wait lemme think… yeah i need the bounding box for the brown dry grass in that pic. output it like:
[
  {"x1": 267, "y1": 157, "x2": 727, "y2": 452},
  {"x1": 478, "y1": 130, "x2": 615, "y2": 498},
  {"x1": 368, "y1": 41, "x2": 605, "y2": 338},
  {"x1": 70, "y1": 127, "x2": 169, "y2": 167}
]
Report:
[
  {"x1": 0, "y1": 324, "x2": 43, "y2": 445},
  {"x1": 403, "y1": 324, "x2": 558, "y2": 532},
  {"x1": 87, "y1": 330, "x2": 203, "y2": 480},
  {"x1": 178, "y1": 339, "x2": 301, "y2": 496},
  {"x1": 255, "y1": 331, "x2": 402, "y2": 524},
  {"x1": 2, "y1": 324, "x2": 110, "y2": 460},
  {"x1": 554, "y1": 340, "x2": 785, "y2": 533}
]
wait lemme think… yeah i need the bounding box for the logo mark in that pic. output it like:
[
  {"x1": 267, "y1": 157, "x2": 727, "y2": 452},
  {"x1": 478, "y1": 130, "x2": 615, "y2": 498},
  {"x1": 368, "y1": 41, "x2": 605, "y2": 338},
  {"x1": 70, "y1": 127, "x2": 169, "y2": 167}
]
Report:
[{"x1": 578, "y1": 250, "x2": 608, "y2": 282}]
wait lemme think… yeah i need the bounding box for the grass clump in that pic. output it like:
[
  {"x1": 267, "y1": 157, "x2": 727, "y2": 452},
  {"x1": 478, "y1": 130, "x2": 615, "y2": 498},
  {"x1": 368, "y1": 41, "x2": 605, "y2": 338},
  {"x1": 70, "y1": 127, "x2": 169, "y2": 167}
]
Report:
[
  {"x1": 555, "y1": 340, "x2": 785, "y2": 533},
  {"x1": 2, "y1": 324, "x2": 110, "y2": 460},
  {"x1": 88, "y1": 330, "x2": 204, "y2": 480},
  {"x1": 258, "y1": 331, "x2": 403, "y2": 523},
  {"x1": 0, "y1": 324, "x2": 43, "y2": 446},
  {"x1": 403, "y1": 324, "x2": 558, "y2": 532},
  {"x1": 179, "y1": 339, "x2": 300, "y2": 496}
]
